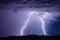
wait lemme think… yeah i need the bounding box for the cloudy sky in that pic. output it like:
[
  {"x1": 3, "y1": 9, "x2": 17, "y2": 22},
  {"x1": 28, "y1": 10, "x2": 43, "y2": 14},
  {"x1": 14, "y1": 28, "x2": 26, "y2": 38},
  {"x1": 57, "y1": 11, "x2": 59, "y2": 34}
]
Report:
[{"x1": 0, "y1": 0, "x2": 60, "y2": 37}]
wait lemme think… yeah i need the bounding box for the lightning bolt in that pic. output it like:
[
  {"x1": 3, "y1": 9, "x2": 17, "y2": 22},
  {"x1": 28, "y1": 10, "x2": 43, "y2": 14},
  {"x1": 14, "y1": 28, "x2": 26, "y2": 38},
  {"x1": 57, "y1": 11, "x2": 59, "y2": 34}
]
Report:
[
  {"x1": 38, "y1": 12, "x2": 55, "y2": 35},
  {"x1": 20, "y1": 11, "x2": 47, "y2": 35},
  {"x1": 39, "y1": 12, "x2": 60, "y2": 35},
  {"x1": 20, "y1": 12, "x2": 34, "y2": 35},
  {"x1": 38, "y1": 12, "x2": 47, "y2": 35},
  {"x1": 20, "y1": 11, "x2": 59, "y2": 36},
  {"x1": 39, "y1": 18, "x2": 46, "y2": 35}
]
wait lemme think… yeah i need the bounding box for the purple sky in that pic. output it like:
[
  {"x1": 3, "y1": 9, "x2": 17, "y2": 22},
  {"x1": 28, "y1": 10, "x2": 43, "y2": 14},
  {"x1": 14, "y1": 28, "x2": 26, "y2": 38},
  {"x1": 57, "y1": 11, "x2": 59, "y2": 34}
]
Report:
[{"x1": 0, "y1": 0, "x2": 60, "y2": 37}]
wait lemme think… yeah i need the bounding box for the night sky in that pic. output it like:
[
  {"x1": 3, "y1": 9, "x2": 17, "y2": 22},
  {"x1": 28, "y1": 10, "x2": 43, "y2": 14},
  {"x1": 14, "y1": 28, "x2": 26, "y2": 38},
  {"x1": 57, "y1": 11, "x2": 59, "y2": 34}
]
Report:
[{"x1": 0, "y1": 0, "x2": 60, "y2": 37}]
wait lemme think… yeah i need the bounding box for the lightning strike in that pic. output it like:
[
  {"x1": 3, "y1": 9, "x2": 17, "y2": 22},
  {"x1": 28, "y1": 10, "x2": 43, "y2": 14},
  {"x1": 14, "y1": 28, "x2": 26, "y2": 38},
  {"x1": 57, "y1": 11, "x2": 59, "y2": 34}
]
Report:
[
  {"x1": 39, "y1": 18, "x2": 46, "y2": 35},
  {"x1": 39, "y1": 12, "x2": 59, "y2": 35},
  {"x1": 20, "y1": 11, "x2": 60, "y2": 36},
  {"x1": 20, "y1": 12, "x2": 34, "y2": 35},
  {"x1": 38, "y1": 12, "x2": 53, "y2": 35}
]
